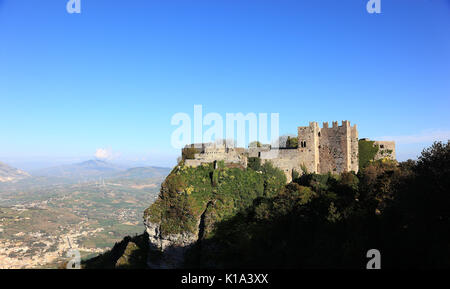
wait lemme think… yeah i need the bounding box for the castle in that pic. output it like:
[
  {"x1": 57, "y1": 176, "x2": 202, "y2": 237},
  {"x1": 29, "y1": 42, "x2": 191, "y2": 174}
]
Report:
[{"x1": 182, "y1": 121, "x2": 396, "y2": 182}]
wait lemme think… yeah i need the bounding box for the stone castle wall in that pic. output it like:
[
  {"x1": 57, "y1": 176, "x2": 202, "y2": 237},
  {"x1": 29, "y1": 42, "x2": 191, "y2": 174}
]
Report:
[
  {"x1": 373, "y1": 141, "x2": 396, "y2": 161},
  {"x1": 315, "y1": 121, "x2": 359, "y2": 174},
  {"x1": 260, "y1": 149, "x2": 304, "y2": 182},
  {"x1": 248, "y1": 144, "x2": 271, "y2": 158},
  {"x1": 297, "y1": 122, "x2": 320, "y2": 174},
  {"x1": 182, "y1": 121, "x2": 394, "y2": 182},
  {"x1": 184, "y1": 143, "x2": 247, "y2": 168}
]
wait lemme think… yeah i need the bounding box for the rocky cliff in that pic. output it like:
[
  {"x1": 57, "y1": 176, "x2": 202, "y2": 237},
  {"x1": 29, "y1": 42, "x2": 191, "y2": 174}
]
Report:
[
  {"x1": 144, "y1": 218, "x2": 198, "y2": 268},
  {"x1": 142, "y1": 161, "x2": 286, "y2": 268}
]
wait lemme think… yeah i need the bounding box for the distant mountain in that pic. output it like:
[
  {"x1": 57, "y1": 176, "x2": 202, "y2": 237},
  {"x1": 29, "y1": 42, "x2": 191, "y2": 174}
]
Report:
[
  {"x1": 31, "y1": 159, "x2": 126, "y2": 180},
  {"x1": 31, "y1": 160, "x2": 171, "y2": 181},
  {"x1": 0, "y1": 162, "x2": 30, "y2": 183},
  {"x1": 111, "y1": 166, "x2": 171, "y2": 179}
]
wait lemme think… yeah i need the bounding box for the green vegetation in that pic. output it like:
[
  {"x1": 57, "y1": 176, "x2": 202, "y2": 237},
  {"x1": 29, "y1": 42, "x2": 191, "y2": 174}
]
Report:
[
  {"x1": 247, "y1": 157, "x2": 261, "y2": 171},
  {"x1": 0, "y1": 175, "x2": 163, "y2": 268},
  {"x1": 144, "y1": 161, "x2": 286, "y2": 236},
  {"x1": 182, "y1": 147, "x2": 200, "y2": 160},
  {"x1": 379, "y1": 149, "x2": 393, "y2": 157},
  {"x1": 291, "y1": 169, "x2": 300, "y2": 181},
  {"x1": 82, "y1": 233, "x2": 149, "y2": 269},
  {"x1": 286, "y1": 136, "x2": 299, "y2": 149},
  {"x1": 358, "y1": 139, "x2": 379, "y2": 169},
  {"x1": 183, "y1": 141, "x2": 450, "y2": 269},
  {"x1": 87, "y1": 141, "x2": 450, "y2": 269},
  {"x1": 249, "y1": 141, "x2": 262, "y2": 148}
]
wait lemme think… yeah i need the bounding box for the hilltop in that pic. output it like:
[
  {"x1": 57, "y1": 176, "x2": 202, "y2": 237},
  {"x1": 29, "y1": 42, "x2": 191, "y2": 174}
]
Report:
[
  {"x1": 84, "y1": 141, "x2": 450, "y2": 269},
  {"x1": 182, "y1": 121, "x2": 395, "y2": 182},
  {"x1": 29, "y1": 160, "x2": 171, "y2": 182},
  {"x1": 30, "y1": 160, "x2": 125, "y2": 180},
  {"x1": 0, "y1": 162, "x2": 30, "y2": 183}
]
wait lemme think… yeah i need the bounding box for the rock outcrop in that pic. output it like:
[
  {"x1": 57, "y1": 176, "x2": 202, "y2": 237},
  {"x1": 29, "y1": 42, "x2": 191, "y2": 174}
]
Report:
[
  {"x1": 144, "y1": 218, "x2": 199, "y2": 269},
  {"x1": 141, "y1": 160, "x2": 286, "y2": 269}
]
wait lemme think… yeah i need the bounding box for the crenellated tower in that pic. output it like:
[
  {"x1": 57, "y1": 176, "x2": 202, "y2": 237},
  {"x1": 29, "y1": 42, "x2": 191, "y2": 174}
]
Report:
[
  {"x1": 183, "y1": 120, "x2": 393, "y2": 183},
  {"x1": 297, "y1": 120, "x2": 359, "y2": 174}
]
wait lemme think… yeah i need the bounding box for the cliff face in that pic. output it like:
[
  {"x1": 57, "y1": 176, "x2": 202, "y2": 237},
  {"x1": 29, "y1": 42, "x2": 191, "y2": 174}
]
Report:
[
  {"x1": 85, "y1": 141, "x2": 450, "y2": 269},
  {"x1": 144, "y1": 218, "x2": 199, "y2": 268},
  {"x1": 142, "y1": 161, "x2": 286, "y2": 268}
]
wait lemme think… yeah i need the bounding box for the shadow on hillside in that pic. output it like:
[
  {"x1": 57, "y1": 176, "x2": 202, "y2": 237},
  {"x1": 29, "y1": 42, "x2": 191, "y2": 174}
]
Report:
[
  {"x1": 82, "y1": 232, "x2": 152, "y2": 269},
  {"x1": 83, "y1": 141, "x2": 450, "y2": 269},
  {"x1": 183, "y1": 142, "x2": 450, "y2": 269},
  {"x1": 183, "y1": 196, "x2": 450, "y2": 269}
]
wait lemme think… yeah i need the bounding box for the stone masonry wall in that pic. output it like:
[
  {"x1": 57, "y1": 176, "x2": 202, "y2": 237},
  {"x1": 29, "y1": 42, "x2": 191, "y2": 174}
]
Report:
[
  {"x1": 298, "y1": 121, "x2": 359, "y2": 174},
  {"x1": 373, "y1": 141, "x2": 396, "y2": 161},
  {"x1": 184, "y1": 144, "x2": 247, "y2": 168},
  {"x1": 297, "y1": 122, "x2": 320, "y2": 174},
  {"x1": 183, "y1": 121, "x2": 393, "y2": 182},
  {"x1": 260, "y1": 149, "x2": 306, "y2": 183}
]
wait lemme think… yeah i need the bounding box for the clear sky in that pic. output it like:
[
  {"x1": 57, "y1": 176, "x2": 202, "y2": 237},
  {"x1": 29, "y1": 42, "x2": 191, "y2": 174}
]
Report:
[{"x1": 1, "y1": 0, "x2": 449, "y2": 169}]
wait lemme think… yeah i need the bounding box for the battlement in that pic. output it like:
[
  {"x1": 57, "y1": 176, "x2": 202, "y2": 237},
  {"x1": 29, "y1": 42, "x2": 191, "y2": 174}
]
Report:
[
  {"x1": 306, "y1": 120, "x2": 355, "y2": 130},
  {"x1": 182, "y1": 121, "x2": 395, "y2": 183},
  {"x1": 298, "y1": 120, "x2": 358, "y2": 139}
]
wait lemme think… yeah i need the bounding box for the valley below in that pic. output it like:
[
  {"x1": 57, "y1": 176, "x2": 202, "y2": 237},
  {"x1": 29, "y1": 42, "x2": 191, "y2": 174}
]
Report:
[{"x1": 0, "y1": 163, "x2": 169, "y2": 269}]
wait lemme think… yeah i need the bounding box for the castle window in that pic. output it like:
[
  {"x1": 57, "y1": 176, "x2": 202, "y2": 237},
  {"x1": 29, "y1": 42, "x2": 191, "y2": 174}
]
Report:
[
  {"x1": 300, "y1": 141, "x2": 307, "y2": 148},
  {"x1": 318, "y1": 132, "x2": 321, "y2": 137},
  {"x1": 380, "y1": 145, "x2": 385, "y2": 149}
]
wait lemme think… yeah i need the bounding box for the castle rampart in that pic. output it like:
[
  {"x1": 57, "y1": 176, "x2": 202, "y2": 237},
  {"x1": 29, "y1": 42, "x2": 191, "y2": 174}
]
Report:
[
  {"x1": 373, "y1": 140, "x2": 396, "y2": 161},
  {"x1": 182, "y1": 121, "x2": 395, "y2": 183}
]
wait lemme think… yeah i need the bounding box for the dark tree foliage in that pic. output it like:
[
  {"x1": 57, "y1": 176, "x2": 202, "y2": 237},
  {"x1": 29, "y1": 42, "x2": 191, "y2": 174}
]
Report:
[
  {"x1": 82, "y1": 233, "x2": 150, "y2": 269},
  {"x1": 185, "y1": 141, "x2": 450, "y2": 269},
  {"x1": 87, "y1": 142, "x2": 450, "y2": 269},
  {"x1": 286, "y1": 136, "x2": 299, "y2": 149},
  {"x1": 247, "y1": 157, "x2": 261, "y2": 171},
  {"x1": 182, "y1": 147, "x2": 200, "y2": 160},
  {"x1": 358, "y1": 139, "x2": 379, "y2": 169}
]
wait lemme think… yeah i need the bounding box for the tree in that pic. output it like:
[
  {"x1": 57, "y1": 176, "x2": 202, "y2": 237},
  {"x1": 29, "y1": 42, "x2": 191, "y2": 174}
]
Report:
[
  {"x1": 182, "y1": 147, "x2": 199, "y2": 160},
  {"x1": 358, "y1": 139, "x2": 379, "y2": 169},
  {"x1": 248, "y1": 157, "x2": 262, "y2": 171},
  {"x1": 286, "y1": 136, "x2": 298, "y2": 149},
  {"x1": 249, "y1": 141, "x2": 262, "y2": 148}
]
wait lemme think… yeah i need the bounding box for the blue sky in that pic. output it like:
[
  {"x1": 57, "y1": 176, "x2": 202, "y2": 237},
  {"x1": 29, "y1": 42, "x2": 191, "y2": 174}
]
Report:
[{"x1": 0, "y1": 0, "x2": 449, "y2": 169}]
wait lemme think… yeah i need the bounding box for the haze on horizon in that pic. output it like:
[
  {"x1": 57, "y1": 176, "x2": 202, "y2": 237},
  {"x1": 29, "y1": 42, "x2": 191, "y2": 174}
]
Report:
[{"x1": 1, "y1": 0, "x2": 449, "y2": 171}]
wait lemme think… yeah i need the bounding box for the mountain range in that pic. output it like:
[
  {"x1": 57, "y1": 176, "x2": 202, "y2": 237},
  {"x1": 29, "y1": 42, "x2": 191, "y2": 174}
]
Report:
[
  {"x1": 30, "y1": 159, "x2": 126, "y2": 180},
  {"x1": 31, "y1": 159, "x2": 171, "y2": 181},
  {"x1": 0, "y1": 159, "x2": 171, "y2": 183},
  {"x1": 0, "y1": 162, "x2": 31, "y2": 183}
]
